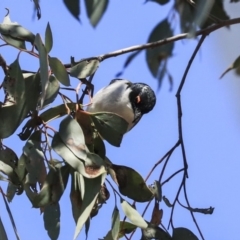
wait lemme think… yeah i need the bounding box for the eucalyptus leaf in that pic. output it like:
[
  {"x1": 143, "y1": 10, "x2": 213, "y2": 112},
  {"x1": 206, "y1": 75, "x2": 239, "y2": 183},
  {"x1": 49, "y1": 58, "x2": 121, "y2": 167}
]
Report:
[
  {"x1": 34, "y1": 34, "x2": 49, "y2": 108},
  {"x1": 43, "y1": 203, "x2": 60, "y2": 240},
  {"x1": 111, "y1": 206, "x2": 120, "y2": 240},
  {"x1": 89, "y1": 112, "x2": 128, "y2": 147},
  {"x1": 63, "y1": 0, "x2": 80, "y2": 21},
  {"x1": 172, "y1": 227, "x2": 198, "y2": 240},
  {"x1": 0, "y1": 73, "x2": 41, "y2": 139},
  {"x1": 111, "y1": 164, "x2": 153, "y2": 202},
  {"x1": 146, "y1": 19, "x2": 174, "y2": 86},
  {"x1": 49, "y1": 57, "x2": 70, "y2": 86},
  {"x1": 45, "y1": 22, "x2": 53, "y2": 53},
  {"x1": 118, "y1": 221, "x2": 137, "y2": 238},
  {"x1": 85, "y1": 0, "x2": 109, "y2": 27},
  {"x1": 73, "y1": 174, "x2": 106, "y2": 240},
  {"x1": 220, "y1": 55, "x2": 240, "y2": 79},
  {"x1": 70, "y1": 59, "x2": 99, "y2": 79},
  {"x1": 121, "y1": 200, "x2": 148, "y2": 229}
]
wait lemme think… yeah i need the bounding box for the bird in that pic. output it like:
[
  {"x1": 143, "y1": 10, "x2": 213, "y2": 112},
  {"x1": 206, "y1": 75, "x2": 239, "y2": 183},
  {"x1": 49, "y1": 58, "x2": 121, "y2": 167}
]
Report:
[{"x1": 86, "y1": 79, "x2": 156, "y2": 131}]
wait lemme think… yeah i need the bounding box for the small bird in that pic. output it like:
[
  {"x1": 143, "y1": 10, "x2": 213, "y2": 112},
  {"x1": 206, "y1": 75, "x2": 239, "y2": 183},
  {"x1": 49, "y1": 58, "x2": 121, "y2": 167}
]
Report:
[{"x1": 87, "y1": 79, "x2": 156, "y2": 131}]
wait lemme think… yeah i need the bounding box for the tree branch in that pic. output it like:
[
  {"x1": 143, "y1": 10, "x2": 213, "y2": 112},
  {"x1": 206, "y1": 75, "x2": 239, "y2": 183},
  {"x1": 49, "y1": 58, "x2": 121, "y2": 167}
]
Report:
[{"x1": 64, "y1": 17, "x2": 240, "y2": 67}]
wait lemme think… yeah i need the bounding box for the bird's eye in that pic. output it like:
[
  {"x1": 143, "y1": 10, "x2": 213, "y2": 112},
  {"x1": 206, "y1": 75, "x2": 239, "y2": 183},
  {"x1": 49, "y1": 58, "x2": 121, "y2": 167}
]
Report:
[{"x1": 135, "y1": 95, "x2": 141, "y2": 103}]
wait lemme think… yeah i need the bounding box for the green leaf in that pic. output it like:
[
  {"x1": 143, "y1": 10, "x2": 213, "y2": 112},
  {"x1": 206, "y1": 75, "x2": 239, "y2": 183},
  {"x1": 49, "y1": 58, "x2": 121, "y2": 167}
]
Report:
[
  {"x1": 40, "y1": 103, "x2": 77, "y2": 123},
  {"x1": 0, "y1": 216, "x2": 8, "y2": 240},
  {"x1": 45, "y1": 22, "x2": 53, "y2": 53},
  {"x1": 121, "y1": 200, "x2": 148, "y2": 229},
  {"x1": 49, "y1": 57, "x2": 70, "y2": 86},
  {"x1": 220, "y1": 56, "x2": 240, "y2": 79},
  {"x1": 0, "y1": 146, "x2": 18, "y2": 169},
  {"x1": 89, "y1": 112, "x2": 128, "y2": 147},
  {"x1": 0, "y1": 73, "x2": 41, "y2": 139},
  {"x1": 111, "y1": 164, "x2": 153, "y2": 202},
  {"x1": 111, "y1": 206, "x2": 120, "y2": 240},
  {"x1": 0, "y1": 13, "x2": 35, "y2": 44},
  {"x1": 118, "y1": 221, "x2": 137, "y2": 238},
  {"x1": 0, "y1": 161, "x2": 19, "y2": 185},
  {"x1": 58, "y1": 116, "x2": 87, "y2": 160},
  {"x1": 34, "y1": 34, "x2": 49, "y2": 108},
  {"x1": 1, "y1": 34, "x2": 26, "y2": 49},
  {"x1": 43, "y1": 203, "x2": 60, "y2": 240},
  {"x1": 172, "y1": 227, "x2": 198, "y2": 240},
  {"x1": 6, "y1": 182, "x2": 17, "y2": 202},
  {"x1": 52, "y1": 133, "x2": 105, "y2": 178},
  {"x1": 142, "y1": 224, "x2": 172, "y2": 240},
  {"x1": 146, "y1": 19, "x2": 174, "y2": 86},
  {"x1": 201, "y1": 0, "x2": 230, "y2": 28},
  {"x1": 42, "y1": 75, "x2": 60, "y2": 107},
  {"x1": 23, "y1": 131, "x2": 47, "y2": 187},
  {"x1": 63, "y1": 0, "x2": 80, "y2": 21},
  {"x1": 73, "y1": 173, "x2": 106, "y2": 239},
  {"x1": 70, "y1": 59, "x2": 99, "y2": 79},
  {"x1": 85, "y1": 0, "x2": 109, "y2": 27}
]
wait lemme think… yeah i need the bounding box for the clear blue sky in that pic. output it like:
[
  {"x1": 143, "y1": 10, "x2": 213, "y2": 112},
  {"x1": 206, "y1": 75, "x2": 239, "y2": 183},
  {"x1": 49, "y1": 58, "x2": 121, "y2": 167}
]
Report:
[{"x1": 0, "y1": 1, "x2": 240, "y2": 239}]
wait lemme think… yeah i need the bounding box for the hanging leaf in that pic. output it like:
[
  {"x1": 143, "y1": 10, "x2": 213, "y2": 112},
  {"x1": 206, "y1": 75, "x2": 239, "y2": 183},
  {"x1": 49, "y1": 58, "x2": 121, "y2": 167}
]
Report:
[
  {"x1": 76, "y1": 110, "x2": 94, "y2": 145},
  {"x1": 0, "y1": 146, "x2": 18, "y2": 169},
  {"x1": 0, "y1": 73, "x2": 40, "y2": 139},
  {"x1": 34, "y1": 34, "x2": 49, "y2": 108},
  {"x1": 63, "y1": 0, "x2": 80, "y2": 21},
  {"x1": 89, "y1": 112, "x2": 128, "y2": 147},
  {"x1": 70, "y1": 59, "x2": 99, "y2": 79},
  {"x1": 201, "y1": 0, "x2": 230, "y2": 28},
  {"x1": 73, "y1": 174, "x2": 106, "y2": 240},
  {"x1": 111, "y1": 164, "x2": 153, "y2": 202},
  {"x1": 172, "y1": 227, "x2": 198, "y2": 240},
  {"x1": 121, "y1": 200, "x2": 148, "y2": 229},
  {"x1": 45, "y1": 22, "x2": 53, "y2": 53},
  {"x1": 59, "y1": 116, "x2": 88, "y2": 160},
  {"x1": 111, "y1": 206, "x2": 120, "y2": 240},
  {"x1": 85, "y1": 0, "x2": 109, "y2": 27},
  {"x1": 146, "y1": 19, "x2": 174, "y2": 87},
  {"x1": 49, "y1": 57, "x2": 70, "y2": 86},
  {"x1": 23, "y1": 131, "x2": 47, "y2": 187},
  {"x1": 220, "y1": 56, "x2": 240, "y2": 79},
  {"x1": 150, "y1": 201, "x2": 162, "y2": 226},
  {"x1": 6, "y1": 182, "x2": 18, "y2": 202},
  {"x1": 52, "y1": 133, "x2": 105, "y2": 178},
  {"x1": 43, "y1": 203, "x2": 60, "y2": 240},
  {"x1": 42, "y1": 75, "x2": 60, "y2": 107},
  {"x1": 0, "y1": 161, "x2": 20, "y2": 185},
  {"x1": 70, "y1": 171, "x2": 84, "y2": 223}
]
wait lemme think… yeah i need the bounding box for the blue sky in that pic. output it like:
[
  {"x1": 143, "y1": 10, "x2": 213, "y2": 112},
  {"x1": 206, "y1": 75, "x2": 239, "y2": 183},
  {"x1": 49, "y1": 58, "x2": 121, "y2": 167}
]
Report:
[{"x1": 0, "y1": 1, "x2": 240, "y2": 240}]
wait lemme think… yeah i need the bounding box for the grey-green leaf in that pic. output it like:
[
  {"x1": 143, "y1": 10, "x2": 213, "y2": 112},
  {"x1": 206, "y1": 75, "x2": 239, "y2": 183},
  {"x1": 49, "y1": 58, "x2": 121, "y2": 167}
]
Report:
[
  {"x1": 49, "y1": 57, "x2": 70, "y2": 86},
  {"x1": 43, "y1": 203, "x2": 60, "y2": 240},
  {"x1": 73, "y1": 174, "x2": 106, "y2": 239},
  {"x1": 89, "y1": 112, "x2": 128, "y2": 147},
  {"x1": 146, "y1": 19, "x2": 174, "y2": 85},
  {"x1": 45, "y1": 22, "x2": 53, "y2": 53},
  {"x1": 70, "y1": 59, "x2": 99, "y2": 79},
  {"x1": 172, "y1": 227, "x2": 198, "y2": 240},
  {"x1": 85, "y1": 0, "x2": 109, "y2": 27},
  {"x1": 34, "y1": 34, "x2": 49, "y2": 108},
  {"x1": 111, "y1": 206, "x2": 120, "y2": 240},
  {"x1": 63, "y1": 0, "x2": 80, "y2": 21},
  {"x1": 121, "y1": 200, "x2": 148, "y2": 229}
]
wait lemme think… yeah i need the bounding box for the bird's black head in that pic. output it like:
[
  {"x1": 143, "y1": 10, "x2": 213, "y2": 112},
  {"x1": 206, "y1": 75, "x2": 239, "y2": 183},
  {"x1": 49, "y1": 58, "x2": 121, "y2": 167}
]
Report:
[{"x1": 128, "y1": 83, "x2": 156, "y2": 122}]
